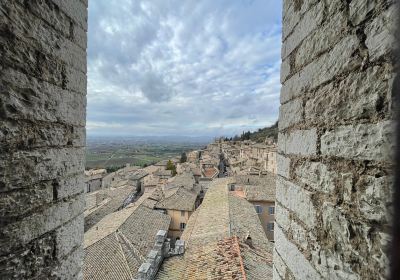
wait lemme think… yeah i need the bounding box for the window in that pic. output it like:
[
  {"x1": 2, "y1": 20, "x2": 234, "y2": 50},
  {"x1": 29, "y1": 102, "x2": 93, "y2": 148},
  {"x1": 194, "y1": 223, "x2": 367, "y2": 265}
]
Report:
[
  {"x1": 181, "y1": 210, "x2": 185, "y2": 217},
  {"x1": 230, "y1": 184, "x2": 235, "y2": 191},
  {"x1": 267, "y1": 222, "x2": 274, "y2": 231},
  {"x1": 255, "y1": 205, "x2": 263, "y2": 214},
  {"x1": 268, "y1": 206, "x2": 275, "y2": 215},
  {"x1": 180, "y1": 223, "x2": 186, "y2": 230}
]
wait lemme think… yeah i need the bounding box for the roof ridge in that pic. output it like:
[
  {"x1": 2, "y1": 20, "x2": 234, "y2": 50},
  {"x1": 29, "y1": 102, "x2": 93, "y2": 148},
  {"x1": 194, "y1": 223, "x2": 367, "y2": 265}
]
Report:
[
  {"x1": 233, "y1": 236, "x2": 247, "y2": 280},
  {"x1": 117, "y1": 230, "x2": 146, "y2": 264},
  {"x1": 114, "y1": 232, "x2": 134, "y2": 279}
]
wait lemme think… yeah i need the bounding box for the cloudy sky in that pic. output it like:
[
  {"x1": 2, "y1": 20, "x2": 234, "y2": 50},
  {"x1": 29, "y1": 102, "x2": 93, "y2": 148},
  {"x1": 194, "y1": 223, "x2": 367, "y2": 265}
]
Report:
[{"x1": 87, "y1": 0, "x2": 282, "y2": 137}]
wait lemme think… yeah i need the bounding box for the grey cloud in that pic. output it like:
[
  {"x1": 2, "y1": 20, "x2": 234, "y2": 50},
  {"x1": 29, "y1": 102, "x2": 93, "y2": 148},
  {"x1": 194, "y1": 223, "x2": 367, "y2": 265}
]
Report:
[
  {"x1": 140, "y1": 73, "x2": 173, "y2": 102},
  {"x1": 87, "y1": 0, "x2": 282, "y2": 137}
]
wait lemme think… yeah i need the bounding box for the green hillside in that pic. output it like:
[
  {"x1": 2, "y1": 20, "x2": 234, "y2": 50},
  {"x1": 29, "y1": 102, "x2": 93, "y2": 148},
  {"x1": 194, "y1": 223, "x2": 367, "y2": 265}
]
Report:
[{"x1": 249, "y1": 121, "x2": 278, "y2": 142}]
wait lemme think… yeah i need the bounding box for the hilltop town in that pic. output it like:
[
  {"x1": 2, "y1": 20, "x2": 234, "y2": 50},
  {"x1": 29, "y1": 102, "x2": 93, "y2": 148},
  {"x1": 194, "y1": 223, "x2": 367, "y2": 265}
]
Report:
[{"x1": 83, "y1": 137, "x2": 277, "y2": 279}]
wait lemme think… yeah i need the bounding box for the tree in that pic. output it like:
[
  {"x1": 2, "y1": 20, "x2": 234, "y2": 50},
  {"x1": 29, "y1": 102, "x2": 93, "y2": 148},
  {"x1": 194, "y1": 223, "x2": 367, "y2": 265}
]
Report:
[
  {"x1": 180, "y1": 152, "x2": 187, "y2": 163},
  {"x1": 166, "y1": 160, "x2": 177, "y2": 176}
]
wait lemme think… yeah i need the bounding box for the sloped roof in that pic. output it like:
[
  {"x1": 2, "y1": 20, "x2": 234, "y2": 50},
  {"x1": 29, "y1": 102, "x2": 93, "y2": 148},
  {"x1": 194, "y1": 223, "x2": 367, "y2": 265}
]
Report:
[
  {"x1": 127, "y1": 170, "x2": 148, "y2": 180},
  {"x1": 84, "y1": 185, "x2": 137, "y2": 232},
  {"x1": 166, "y1": 173, "x2": 196, "y2": 190},
  {"x1": 155, "y1": 187, "x2": 197, "y2": 211},
  {"x1": 156, "y1": 178, "x2": 273, "y2": 279},
  {"x1": 84, "y1": 205, "x2": 171, "y2": 280},
  {"x1": 244, "y1": 184, "x2": 275, "y2": 201},
  {"x1": 156, "y1": 237, "x2": 247, "y2": 280},
  {"x1": 202, "y1": 167, "x2": 218, "y2": 178},
  {"x1": 154, "y1": 169, "x2": 173, "y2": 177}
]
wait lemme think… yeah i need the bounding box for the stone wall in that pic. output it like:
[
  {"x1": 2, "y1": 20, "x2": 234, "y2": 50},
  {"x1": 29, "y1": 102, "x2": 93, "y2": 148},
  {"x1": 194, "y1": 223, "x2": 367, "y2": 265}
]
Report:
[
  {"x1": 275, "y1": 0, "x2": 395, "y2": 279},
  {"x1": 0, "y1": 1, "x2": 87, "y2": 279}
]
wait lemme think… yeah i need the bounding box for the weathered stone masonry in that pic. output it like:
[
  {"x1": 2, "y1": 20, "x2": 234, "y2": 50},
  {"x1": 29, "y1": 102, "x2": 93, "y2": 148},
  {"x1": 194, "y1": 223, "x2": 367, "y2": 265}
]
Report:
[
  {"x1": 276, "y1": 0, "x2": 396, "y2": 279},
  {"x1": 0, "y1": 1, "x2": 87, "y2": 279}
]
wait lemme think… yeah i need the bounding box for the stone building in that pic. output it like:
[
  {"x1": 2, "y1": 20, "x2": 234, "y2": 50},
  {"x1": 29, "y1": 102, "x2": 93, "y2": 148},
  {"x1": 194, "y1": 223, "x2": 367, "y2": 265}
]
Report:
[
  {"x1": 231, "y1": 174, "x2": 277, "y2": 241},
  {"x1": 155, "y1": 186, "x2": 198, "y2": 242},
  {"x1": 84, "y1": 169, "x2": 107, "y2": 193},
  {"x1": 156, "y1": 178, "x2": 273, "y2": 279},
  {"x1": 84, "y1": 204, "x2": 171, "y2": 280},
  {"x1": 0, "y1": 1, "x2": 396, "y2": 279},
  {"x1": 275, "y1": 0, "x2": 395, "y2": 279}
]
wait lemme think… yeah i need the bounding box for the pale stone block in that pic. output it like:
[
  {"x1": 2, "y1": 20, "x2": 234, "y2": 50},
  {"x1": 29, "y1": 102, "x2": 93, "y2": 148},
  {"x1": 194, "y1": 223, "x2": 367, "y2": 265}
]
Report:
[
  {"x1": 365, "y1": 6, "x2": 396, "y2": 62},
  {"x1": 52, "y1": 0, "x2": 88, "y2": 30},
  {"x1": 305, "y1": 65, "x2": 390, "y2": 124},
  {"x1": 1, "y1": 194, "x2": 85, "y2": 254},
  {"x1": 276, "y1": 177, "x2": 316, "y2": 228},
  {"x1": 275, "y1": 205, "x2": 290, "y2": 231},
  {"x1": 279, "y1": 98, "x2": 303, "y2": 130},
  {"x1": 281, "y1": 35, "x2": 361, "y2": 103},
  {"x1": 357, "y1": 175, "x2": 392, "y2": 222},
  {"x1": 282, "y1": 1, "x2": 325, "y2": 59},
  {"x1": 277, "y1": 154, "x2": 290, "y2": 179},
  {"x1": 279, "y1": 129, "x2": 317, "y2": 156},
  {"x1": 294, "y1": 161, "x2": 336, "y2": 193},
  {"x1": 321, "y1": 121, "x2": 393, "y2": 161},
  {"x1": 273, "y1": 248, "x2": 287, "y2": 278},
  {"x1": 275, "y1": 226, "x2": 322, "y2": 279},
  {"x1": 56, "y1": 214, "x2": 84, "y2": 258}
]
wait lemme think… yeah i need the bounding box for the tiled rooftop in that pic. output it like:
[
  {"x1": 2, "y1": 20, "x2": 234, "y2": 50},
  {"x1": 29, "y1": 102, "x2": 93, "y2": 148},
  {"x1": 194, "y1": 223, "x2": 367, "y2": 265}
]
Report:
[
  {"x1": 202, "y1": 167, "x2": 219, "y2": 178},
  {"x1": 84, "y1": 185, "x2": 138, "y2": 231},
  {"x1": 165, "y1": 172, "x2": 196, "y2": 190},
  {"x1": 155, "y1": 186, "x2": 197, "y2": 211},
  {"x1": 156, "y1": 178, "x2": 273, "y2": 279},
  {"x1": 84, "y1": 203, "x2": 171, "y2": 280}
]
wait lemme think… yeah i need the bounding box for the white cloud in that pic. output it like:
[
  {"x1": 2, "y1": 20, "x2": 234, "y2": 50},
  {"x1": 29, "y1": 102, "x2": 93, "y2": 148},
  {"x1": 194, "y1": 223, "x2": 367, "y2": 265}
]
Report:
[{"x1": 87, "y1": 0, "x2": 282, "y2": 137}]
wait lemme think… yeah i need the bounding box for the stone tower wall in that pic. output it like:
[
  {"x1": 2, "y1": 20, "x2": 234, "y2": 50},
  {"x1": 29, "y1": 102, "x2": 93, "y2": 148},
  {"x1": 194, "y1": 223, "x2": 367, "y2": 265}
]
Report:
[
  {"x1": 0, "y1": 1, "x2": 87, "y2": 279},
  {"x1": 275, "y1": 0, "x2": 396, "y2": 279}
]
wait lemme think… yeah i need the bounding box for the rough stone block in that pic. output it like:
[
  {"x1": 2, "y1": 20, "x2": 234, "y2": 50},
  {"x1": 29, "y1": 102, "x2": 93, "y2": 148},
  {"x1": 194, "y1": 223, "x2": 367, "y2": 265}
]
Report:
[
  {"x1": 276, "y1": 177, "x2": 316, "y2": 228},
  {"x1": 1, "y1": 68, "x2": 86, "y2": 125},
  {"x1": 0, "y1": 182, "x2": 53, "y2": 218},
  {"x1": 280, "y1": 57, "x2": 291, "y2": 83},
  {"x1": 278, "y1": 129, "x2": 317, "y2": 156},
  {"x1": 73, "y1": 25, "x2": 88, "y2": 50},
  {"x1": 0, "y1": 233, "x2": 57, "y2": 279},
  {"x1": 273, "y1": 266, "x2": 283, "y2": 280},
  {"x1": 275, "y1": 204, "x2": 290, "y2": 231},
  {"x1": 275, "y1": 225, "x2": 321, "y2": 279},
  {"x1": 310, "y1": 247, "x2": 359, "y2": 280},
  {"x1": 294, "y1": 10, "x2": 347, "y2": 69},
  {"x1": 282, "y1": 0, "x2": 321, "y2": 41},
  {"x1": 365, "y1": 6, "x2": 396, "y2": 62},
  {"x1": 305, "y1": 65, "x2": 391, "y2": 124},
  {"x1": 20, "y1": 0, "x2": 71, "y2": 37},
  {"x1": 0, "y1": 194, "x2": 84, "y2": 254},
  {"x1": 294, "y1": 161, "x2": 336, "y2": 193},
  {"x1": 357, "y1": 175, "x2": 392, "y2": 222},
  {"x1": 279, "y1": 98, "x2": 303, "y2": 130},
  {"x1": 52, "y1": 246, "x2": 84, "y2": 279},
  {"x1": 282, "y1": 1, "x2": 325, "y2": 59},
  {"x1": 0, "y1": 148, "x2": 85, "y2": 190},
  {"x1": 320, "y1": 121, "x2": 393, "y2": 161},
  {"x1": 321, "y1": 203, "x2": 349, "y2": 250},
  {"x1": 66, "y1": 66, "x2": 87, "y2": 95},
  {"x1": 277, "y1": 154, "x2": 290, "y2": 179},
  {"x1": 281, "y1": 35, "x2": 361, "y2": 103},
  {"x1": 56, "y1": 214, "x2": 84, "y2": 258},
  {"x1": 0, "y1": 121, "x2": 85, "y2": 153},
  {"x1": 349, "y1": 0, "x2": 377, "y2": 25},
  {"x1": 290, "y1": 220, "x2": 308, "y2": 250},
  {"x1": 56, "y1": 174, "x2": 85, "y2": 200},
  {"x1": 52, "y1": 0, "x2": 88, "y2": 31},
  {"x1": 0, "y1": 2, "x2": 86, "y2": 72},
  {"x1": 273, "y1": 248, "x2": 287, "y2": 279}
]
